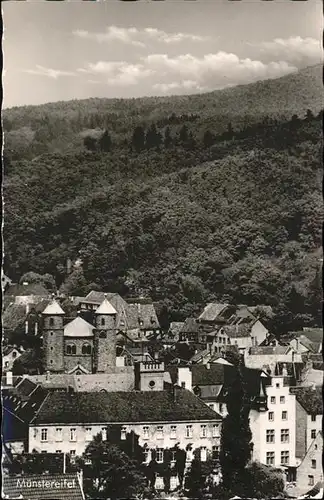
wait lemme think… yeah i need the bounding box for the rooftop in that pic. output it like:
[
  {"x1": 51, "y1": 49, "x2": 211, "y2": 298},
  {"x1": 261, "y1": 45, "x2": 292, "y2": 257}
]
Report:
[
  {"x1": 42, "y1": 299, "x2": 65, "y2": 316},
  {"x1": 31, "y1": 388, "x2": 221, "y2": 425},
  {"x1": 222, "y1": 324, "x2": 252, "y2": 338},
  {"x1": 248, "y1": 345, "x2": 291, "y2": 355},
  {"x1": 95, "y1": 298, "x2": 117, "y2": 315},
  {"x1": 64, "y1": 316, "x2": 95, "y2": 338},
  {"x1": 198, "y1": 303, "x2": 230, "y2": 322}
]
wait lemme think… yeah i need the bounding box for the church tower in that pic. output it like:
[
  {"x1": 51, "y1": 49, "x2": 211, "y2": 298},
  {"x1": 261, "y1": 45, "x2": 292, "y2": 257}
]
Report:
[
  {"x1": 94, "y1": 296, "x2": 117, "y2": 373},
  {"x1": 42, "y1": 297, "x2": 65, "y2": 372}
]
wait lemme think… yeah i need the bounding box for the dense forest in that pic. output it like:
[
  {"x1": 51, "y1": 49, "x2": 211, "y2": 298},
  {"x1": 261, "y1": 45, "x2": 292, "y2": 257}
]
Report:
[{"x1": 3, "y1": 65, "x2": 322, "y2": 333}]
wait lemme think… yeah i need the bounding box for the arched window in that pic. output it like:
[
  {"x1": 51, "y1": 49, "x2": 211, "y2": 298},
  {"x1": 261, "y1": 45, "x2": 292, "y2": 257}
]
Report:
[
  {"x1": 99, "y1": 331, "x2": 107, "y2": 339},
  {"x1": 101, "y1": 318, "x2": 105, "y2": 327},
  {"x1": 82, "y1": 344, "x2": 92, "y2": 355},
  {"x1": 66, "y1": 344, "x2": 76, "y2": 355},
  {"x1": 49, "y1": 318, "x2": 54, "y2": 326}
]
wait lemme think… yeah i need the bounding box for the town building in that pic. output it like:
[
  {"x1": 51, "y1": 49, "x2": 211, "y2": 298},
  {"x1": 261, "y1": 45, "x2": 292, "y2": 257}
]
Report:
[
  {"x1": 295, "y1": 431, "x2": 323, "y2": 496},
  {"x1": 249, "y1": 375, "x2": 297, "y2": 477},
  {"x1": 2, "y1": 346, "x2": 23, "y2": 372}
]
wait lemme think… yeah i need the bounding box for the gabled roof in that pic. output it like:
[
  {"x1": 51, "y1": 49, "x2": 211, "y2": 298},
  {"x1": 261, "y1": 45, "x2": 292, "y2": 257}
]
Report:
[
  {"x1": 198, "y1": 303, "x2": 230, "y2": 322},
  {"x1": 290, "y1": 386, "x2": 323, "y2": 415},
  {"x1": 82, "y1": 290, "x2": 116, "y2": 304},
  {"x1": 126, "y1": 303, "x2": 160, "y2": 330},
  {"x1": 5, "y1": 283, "x2": 50, "y2": 297},
  {"x1": 190, "y1": 349, "x2": 210, "y2": 363},
  {"x1": 181, "y1": 317, "x2": 199, "y2": 334},
  {"x1": 3, "y1": 473, "x2": 85, "y2": 500},
  {"x1": 64, "y1": 317, "x2": 95, "y2": 337},
  {"x1": 301, "y1": 327, "x2": 323, "y2": 344},
  {"x1": 31, "y1": 388, "x2": 221, "y2": 425},
  {"x1": 95, "y1": 298, "x2": 117, "y2": 315},
  {"x1": 249, "y1": 345, "x2": 291, "y2": 355},
  {"x1": 42, "y1": 299, "x2": 65, "y2": 315},
  {"x1": 192, "y1": 363, "x2": 226, "y2": 386},
  {"x1": 221, "y1": 324, "x2": 252, "y2": 338}
]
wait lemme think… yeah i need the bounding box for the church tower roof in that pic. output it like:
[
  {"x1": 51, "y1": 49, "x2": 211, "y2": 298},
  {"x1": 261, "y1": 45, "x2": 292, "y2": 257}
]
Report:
[
  {"x1": 42, "y1": 298, "x2": 65, "y2": 315},
  {"x1": 95, "y1": 297, "x2": 117, "y2": 315}
]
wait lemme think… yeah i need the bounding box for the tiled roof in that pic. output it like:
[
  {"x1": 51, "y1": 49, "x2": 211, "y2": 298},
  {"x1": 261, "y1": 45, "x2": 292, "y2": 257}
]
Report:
[
  {"x1": 198, "y1": 385, "x2": 223, "y2": 400},
  {"x1": 64, "y1": 317, "x2": 95, "y2": 337},
  {"x1": 95, "y1": 298, "x2": 117, "y2": 315},
  {"x1": 2, "y1": 473, "x2": 85, "y2": 500},
  {"x1": 221, "y1": 324, "x2": 251, "y2": 338},
  {"x1": 42, "y1": 299, "x2": 65, "y2": 316},
  {"x1": 300, "y1": 328, "x2": 323, "y2": 344},
  {"x1": 181, "y1": 317, "x2": 199, "y2": 334},
  {"x1": 198, "y1": 303, "x2": 229, "y2": 322},
  {"x1": 190, "y1": 349, "x2": 210, "y2": 363},
  {"x1": 27, "y1": 371, "x2": 135, "y2": 392},
  {"x1": 5, "y1": 283, "x2": 50, "y2": 297},
  {"x1": 32, "y1": 388, "x2": 220, "y2": 425},
  {"x1": 290, "y1": 386, "x2": 323, "y2": 415},
  {"x1": 14, "y1": 378, "x2": 38, "y2": 398},
  {"x1": 126, "y1": 303, "x2": 160, "y2": 330},
  {"x1": 83, "y1": 290, "x2": 115, "y2": 304}
]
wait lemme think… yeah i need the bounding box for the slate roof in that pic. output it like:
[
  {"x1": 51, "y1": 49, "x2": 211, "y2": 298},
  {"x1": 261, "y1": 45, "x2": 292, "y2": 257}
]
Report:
[
  {"x1": 300, "y1": 328, "x2": 323, "y2": 344},
  {"x1": 126, "y1": 303, "x2": 160, "y2": 330},
  {"x1": 42, "y1": 299, "x2": 65, "y2": 316},
  {"x1": 2, "y1": 473, "x2": 85, "y2": 500},
  {"x1": 5, "y1": 283, "x2": 50, "y2": 297},
  {"x1": 290, "y1": 386, "x2": 323, "y2": 415},
  {"x1": 26, "y1": 371, "x2": 135, "y2": 392},
  {"x1": 190, "y1": 349, "x2": 210, "y2": 363},
  {"x1": 198, "y1": 303, "x2": 229, "y2": 322},
  {"x1": 64, "y1": 317, "x2": 95, "y2": 337},
  {"x1": 83, "y1": 290, "x2": 116, "y2": 304},
  {"x1": 31, "y1": 389, "x2": 220, "y2": 425},
  {"x1": 95, "y1": 298, "x2": 117, "y2": 315},
  {"x1": 192, "y1": 364, "x2": 226, "y2": 386},
  {"x1": 198, "y1": 385, "x2": 223, "y2": 400}
]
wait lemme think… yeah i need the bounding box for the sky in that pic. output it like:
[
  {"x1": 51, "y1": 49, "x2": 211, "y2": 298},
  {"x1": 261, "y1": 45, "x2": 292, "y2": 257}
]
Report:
[{"x1": 2, "y1": 0, "x2": 322, "y2": 108}]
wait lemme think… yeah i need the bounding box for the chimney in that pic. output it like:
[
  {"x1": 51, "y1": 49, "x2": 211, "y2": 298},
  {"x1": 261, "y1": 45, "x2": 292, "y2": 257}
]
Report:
[
  {"x1": 206, "y1": 363, "x2": 210, "y2": 370},
  {"x1": 34, "y1": 322, "x2": 38, "y2": 335},
  {"x1": 6, "y1": 371, "x2": 13, "y2": 386}
]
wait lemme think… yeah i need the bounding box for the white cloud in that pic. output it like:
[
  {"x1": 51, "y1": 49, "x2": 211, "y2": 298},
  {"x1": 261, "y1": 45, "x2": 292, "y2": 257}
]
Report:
[
  {"x1": 73, "y1": 26, "x2": 210, "y2": 47},
  {"x1": 153, "y1": 80, "x2": 206, "y2": 94},
  {"x1": 142, "y1": 52, "x2": 297, "y2": 89},
  {"x1": 24, "y1": 65, "x2": 76, "y2": 79},
  {"x1": 254, "y1": 36, "x2": 322, "y2": 66},
  {"x1": 78, "y1": 61, "x2": 154, "y2": 86}
]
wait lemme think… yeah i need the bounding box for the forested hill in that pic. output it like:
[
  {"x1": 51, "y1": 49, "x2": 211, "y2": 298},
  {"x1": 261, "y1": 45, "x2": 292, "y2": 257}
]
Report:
[
  {"x1": 3, "y1": 64, "x2": 322, "y2": 160},
  {"x1": 3, "y1": 65, "x2": 323, "y2": 333}
]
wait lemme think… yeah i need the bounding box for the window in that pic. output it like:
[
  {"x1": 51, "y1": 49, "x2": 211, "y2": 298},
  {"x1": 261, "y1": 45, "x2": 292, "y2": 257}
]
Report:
[
  {"x1": 70, "y1": 428, "x2": 76, "y2": 441},
  {"x1": 200, "y1": 447, "x2": 207, "y2": 462},
  {"x1": 201, "y1": 425, "x2": 207, "y2": 438},
  {"x1": 170, "y1": 425, "x2": 177, "y2": 439},
  {"x1": 121, "y1": 426, "x2": 127, "y2": 440},
  {"x1": 82, "y1": 344, "x2": 92, "y2": 355},
  {"x1": 311, "y1": 415, "x2": 316, "y2": 422},
  {"x1": 157, "y1": 426, "x2": 164, "y2": 439},
  {"x1": 311, "y1": 459, "x2": 316, "y2": 469},
  {"x1": 276, "y1": 383, "x2": 280, "y2": 388},
  {"x1": 186, "y1": 425, "x2": 193, "y2": 438},
  {"x1": 266, "y1": 429, "x2": 275, "y2": 443},
  {"x1": 70, "y1": 450, "x2": 76, "y2": 463},
  {"x1": 266, "y1": 452, "x2": 275, "y2": 466},
  {"x1": 281, "y1": 429, "x2": 289, "y2": 443},
  {"x1": 212, "y1": 424, "x2": 220, "y2": 437},
  {"x1": 270, "y1": 397, "x2": 276, "y2": 404},
  {"x1": 56, "y1": 450, "x2": 62, "y2": 454},
  {"x1": 181, "y1": 382, "x2": 186, "y2": 389},
  {"x1": 311, "y1": 430, "x2": 317, "y2": 439},
  {"x1": 101, "y1": 318, "x2": 105, "y2": 326},
  {"x1": 99, "y1": 331, "x2": 107, "y2": 339},
  {"x1": 66, "y1": 344, "x2": 76, "y2": 355},
  {"x1": 281, "y1": 451, "x2": 289, "y2": 465},
  {"x1": 4, "y1": 361, "x2": 9, "y2": 368},
  {"x1": 85, "y1": 427, "x2": 92, "y2": 442},
  {"x1": 171, "y1": 450, "x2": 177, "y2": 462},
  {"x1": 308, "y1": 475, "x2": 314, "y2": 486},
  {"x1": 55, "y1": 428, "x2": 62, "y2": 442},
  {"x1": 212, "y1": 445, "x2": 220, "y2": 460},
  {"x1": 49, "y1": 318, "x2": 54, "y2": 326},
  {"x1": 101, "y1": 427, "x2": 107, "y2": 441},
  {"x1": 268, "y1": 412, "x2": 274, "y2": 421},
  {"x1": 186, "y1": 446, "x2": 193, "y2": 462},
  {"x1": 219, "y1": 403, "x2": 224, "y2": 413},
  {"x1": 41, "y1": 428, "x2": 48, "y2": 442},
  {"x1": 282, "y1": 411, "x2": 287, "y2": 420},
  {"x1": 208, "y1": 404, "x2": 214, "y2": 410},
  {"x1": 143, "y1": 426, "x2": 149, "y2": 439},
  {"x1": 280, "y1": 396, "x2": 285, "y2": 404},
  {"x1": 12, "y1": 352, "x2": 17, "y2": 358},
  {"x1": 156, "y1": 448, "x2": 164, "y2": 463},
  {"x1": 227, "y1": 338, "x2": 230, "y2": 344}
]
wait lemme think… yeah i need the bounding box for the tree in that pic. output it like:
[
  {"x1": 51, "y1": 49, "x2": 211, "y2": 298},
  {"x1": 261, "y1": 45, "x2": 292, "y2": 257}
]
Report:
[
  {"x1": 242, "y1": 462, "x2": 286, "y2": 499},
  {"x1": 220, "y1": 359, "x2": 253, "y2": 491},
  {"x1": 203, "y1": 130, "x2": 215, "y2": 148},
  {"x1": 84, "y1": 135, "x2": 97, "y2": 151},
  {"x1": 82, "y1": 433, "x2": 147, "y2": 500},
  {"x1": 19, "y1": 272, "x2": 56, "y2": 292},
  {"x1": 145, "y1": 123, "x2": 162, "y2": 150},
  {"x1": 164, "y1": 127, "x2": 173, "y2": 148},
  {"x1": 132, "y1": 126, "x2": 145, "y2": 152},
  {"x1": 99, "y1": 130, "x2": 112, "y2": 152},
  {"x1": 185, "y1": 450, "x2": 215, "y2": 497},
  {"x1": 179, "y1": 125, "x2": 189, "y2": 145},
  {"x1": 59, "y1": 268, "x2": 88, "y2": 296}
]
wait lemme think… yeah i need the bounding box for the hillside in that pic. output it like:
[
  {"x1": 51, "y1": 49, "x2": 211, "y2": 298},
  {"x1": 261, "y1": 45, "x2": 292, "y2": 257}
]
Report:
[
  {"x1": 3, "y1": 64, "x2": 322, "y2": 160},
  {"x1": 3, "y1": 66, "x2": 323, "y2": 333}
]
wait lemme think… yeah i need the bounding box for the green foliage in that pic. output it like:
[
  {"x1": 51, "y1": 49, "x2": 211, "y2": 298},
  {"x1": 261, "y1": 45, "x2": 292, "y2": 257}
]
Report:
[
  {"x1": 19, "y1": 272, "x2": 56, "y2": 292},
  {"x1": 184, "y1": 453, "x2": 215, "y2": 497}
]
